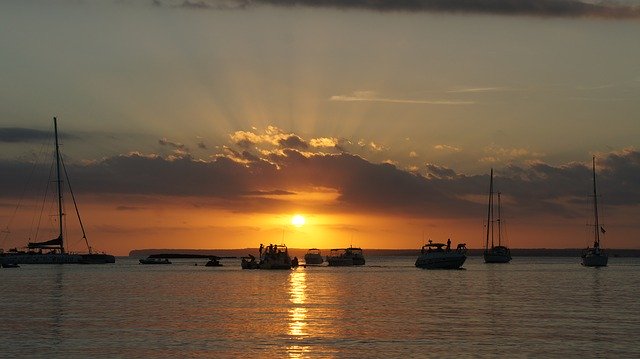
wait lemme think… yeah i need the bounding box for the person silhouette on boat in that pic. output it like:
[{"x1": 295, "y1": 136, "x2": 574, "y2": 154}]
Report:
[{"x1": 446, "y1": 238, "x2": 451, "y2": 251}]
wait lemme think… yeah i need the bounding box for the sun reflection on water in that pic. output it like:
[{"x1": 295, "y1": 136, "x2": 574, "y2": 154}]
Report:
[{"x1": 288, "y1": 269, "x2": 309, "y2": 358}]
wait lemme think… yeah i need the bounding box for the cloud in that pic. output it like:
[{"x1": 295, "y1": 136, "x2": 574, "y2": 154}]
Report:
[
  {"x1": 0, "y1": 127, "x2": 76, "y2": 143},
  {"x1": 310, "y1": 137, "x2": 338, "y2": 148},
  {"x1": 116, "y1": 205, "x2": 146, "y2": 211},
  {"x1": 230, "y1": 130, "x2": 262, "y2": 148},
  {"x1": 480, "y1": 145, "x2": 543, "y2": 163},
  {"x1": 159, "y1": 137, "x2": 186, "y2": 149},
  {"x1": 424, "y1": 163, "x2": 457, "y2": 179},
  {"x1": 230, "y1": 126, "x2": 306, "y2": 150},
  {"x1": 434, "y1": 144, "x2": 462, "y2": 153},
  {"x1": 278, "y1": 134, "x2": 308, "y2": 150},
  {"x1": 447, "y1": 86, "x2": 512, "y2": 93},
  {"x1": 2, "y1": 143, "x2": 638, "y2": 219},
  {"x1": 330, "y1": 90, "x2": 474, "y2": 106},
  {"x1": 153, "y1": 0, "x2": 640, "y2": 19},
  {"x1": 369, "y1": 141, "x2": 386, "y2": 152}
]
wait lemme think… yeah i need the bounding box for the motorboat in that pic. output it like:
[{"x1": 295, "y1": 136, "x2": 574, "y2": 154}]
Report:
[
  {"x1": 257, "y1": 244, "x2": 292, "y2": 269},
  {"x1": 139, "y1": 257, "x2": 171, "y2": 264},
  {"x1": 327, "y1": 246, "x2": 365, "y2": 266},
  {"x1": 242, "y1": 244, "x2": 292, "y2": 270},
  {"x1": 205, "y1": 257, "x2": 223, "y2": 267},
  {"x1": 303, "y1": 248, "x2": 324, "y2": 265},
  {"x1": 415, "y1": 239, "x2": 467, "y2": 269}
]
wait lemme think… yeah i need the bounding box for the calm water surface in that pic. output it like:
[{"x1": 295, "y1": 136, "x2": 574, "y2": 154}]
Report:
[{"x1": 1, "y1": 256, "x2": 639, "y2": 358}]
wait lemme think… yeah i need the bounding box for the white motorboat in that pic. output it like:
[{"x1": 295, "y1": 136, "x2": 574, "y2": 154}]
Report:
[
  {"x1": 327, "y1": 246, "x2": 365, "y2": 266},
  {"x1": 303, "y1": 248, "x2": 324, "y2": 265},
  {"x1": 415, "y1": 239, "x2": 467, "y2": 269},
  {"x1": 243, "y1": 243, "x2": 292, "y2": 270}
]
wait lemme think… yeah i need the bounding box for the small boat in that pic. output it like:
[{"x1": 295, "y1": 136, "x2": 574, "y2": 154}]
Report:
[
  {"x1": 241, "y1": 255, "x2": 259, "y2": 269},
  {"x1": 205, "y1": 257, "x2": 222, "y2": 267},
  {"x1": 139, "y1": 257, "x2": 171, "y2": 265},
  {"x1": 258, "y1": 244, "x2": 292, "y2": 269},
  {"x1": 582, "y1": 156, "x2": 608, "y2": 267},
  {"x1": 303, "y1": 248, "x2": 324, "y2": 265},
  {"x1": 2, "y1": 262, "x2": 20, "y2": 268},
  {"x1": 242, "y1": 244, "x2": 292, "y2": 270},
  {"x1": 327, "y1": 246, "x2": 365, "y2": 266},
  {"x1": 483, "y1": 169, "x2": 512, "y2": 263},
  {"x1": 415, "y1": 239, "x2": 467, "y2": 269}
]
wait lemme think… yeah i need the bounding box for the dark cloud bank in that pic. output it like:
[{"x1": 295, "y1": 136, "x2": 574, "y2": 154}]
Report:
[
  {"x1": 1, "y1": 146, "x2": 638, "y2": 219},
  {"x1": 172, "y1": 0, "x2": 640, "y2": 19},
  {"x1": 0, "y1": 127, "x2": 53, "y2": 143}
]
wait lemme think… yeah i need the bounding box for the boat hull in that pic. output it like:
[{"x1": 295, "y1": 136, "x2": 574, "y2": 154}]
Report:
[
  {"x1": 259, "y1": 263, "x2": 291, "y2": 270},
  {"x1": 415, "y1": 254, "x2": 466, "y2": 269},
  {"x1": 304, "y1": 254, "x2": 324, "y2": 265},
  {"x1": 484, "y1": 247, "x2": 511, "y2": 263},
  {"x1": 582, "y1": 252, "x2": 608, "y2": 267},
  {"x1": 327, "y1": 257, "x2": 354, "y2": 266},
  {"x1": 1, "y1": 253, "x2": 115, "y2": 265},
  {"x1": 139, "y1": 258, "x2": 171, "y2": 264}
]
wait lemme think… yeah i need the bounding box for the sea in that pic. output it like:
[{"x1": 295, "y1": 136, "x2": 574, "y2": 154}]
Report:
[{"x1": 1, "y1": 256, "x2": 639, "y2": 358}]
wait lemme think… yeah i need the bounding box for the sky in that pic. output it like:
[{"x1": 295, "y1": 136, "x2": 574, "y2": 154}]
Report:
[{"x1": 1, "y1": 0, "x2": 639, "y2": 255}]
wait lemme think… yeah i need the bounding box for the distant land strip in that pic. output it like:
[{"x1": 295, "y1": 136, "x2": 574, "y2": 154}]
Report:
[{"x1": 129, "y1": 248, "x2": 640, "y2": 258}]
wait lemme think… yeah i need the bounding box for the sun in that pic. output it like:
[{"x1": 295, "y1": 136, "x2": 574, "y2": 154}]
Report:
[{"x1": 291, "y1": 214, "x2": 306, "y2": 227}]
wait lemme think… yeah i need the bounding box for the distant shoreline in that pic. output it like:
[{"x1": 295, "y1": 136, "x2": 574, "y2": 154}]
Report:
[{"x1": 130, "y1": 248, "x2": 640, "y2": 258}]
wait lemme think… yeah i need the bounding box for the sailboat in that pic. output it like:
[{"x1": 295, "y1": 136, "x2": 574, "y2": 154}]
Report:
[
  {"x1": 0, "y1": 118, "x2": 115, "y2": 265},
  {"x1": 483, "y1": 168, "x2": 512, "y2": 263},
  {"x1": 581, "y1": 157, "x2": 608, "y2": 267}
]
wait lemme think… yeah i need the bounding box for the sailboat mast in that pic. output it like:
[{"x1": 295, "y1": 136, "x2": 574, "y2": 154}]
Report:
[
  {"x1": 497, "y1": 192, "x2": 502, "y2": 247},
  {"x1": 485, "y1": 169, "x2": 493, "y2": 251},
  {"x1": 592, "y1": 156, "x2": 600, "y2": 247},
  {"x1": 54, "y1": 117, "x2": 65, "y2": 254}
]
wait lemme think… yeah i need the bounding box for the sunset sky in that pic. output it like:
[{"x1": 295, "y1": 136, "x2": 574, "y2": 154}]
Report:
[{"x1": 1, "y1": 0, "x2": 639, "y2": 255}]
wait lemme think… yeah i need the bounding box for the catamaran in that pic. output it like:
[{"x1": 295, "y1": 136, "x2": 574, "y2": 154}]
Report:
[
  {"x1": 581, "y1": 157, "x2": 608, "y2": 267},
  {"x1": 483, "y1": 168, "x2": 512, "y2": 263},
  {"x1": 0, "y1": 118, "x2": 115, "y2": 265}
]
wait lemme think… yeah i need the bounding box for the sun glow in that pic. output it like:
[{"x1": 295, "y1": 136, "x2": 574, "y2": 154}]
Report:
[{"x1": 291, "y1": 214, "x2": 306, "y2": 227}]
